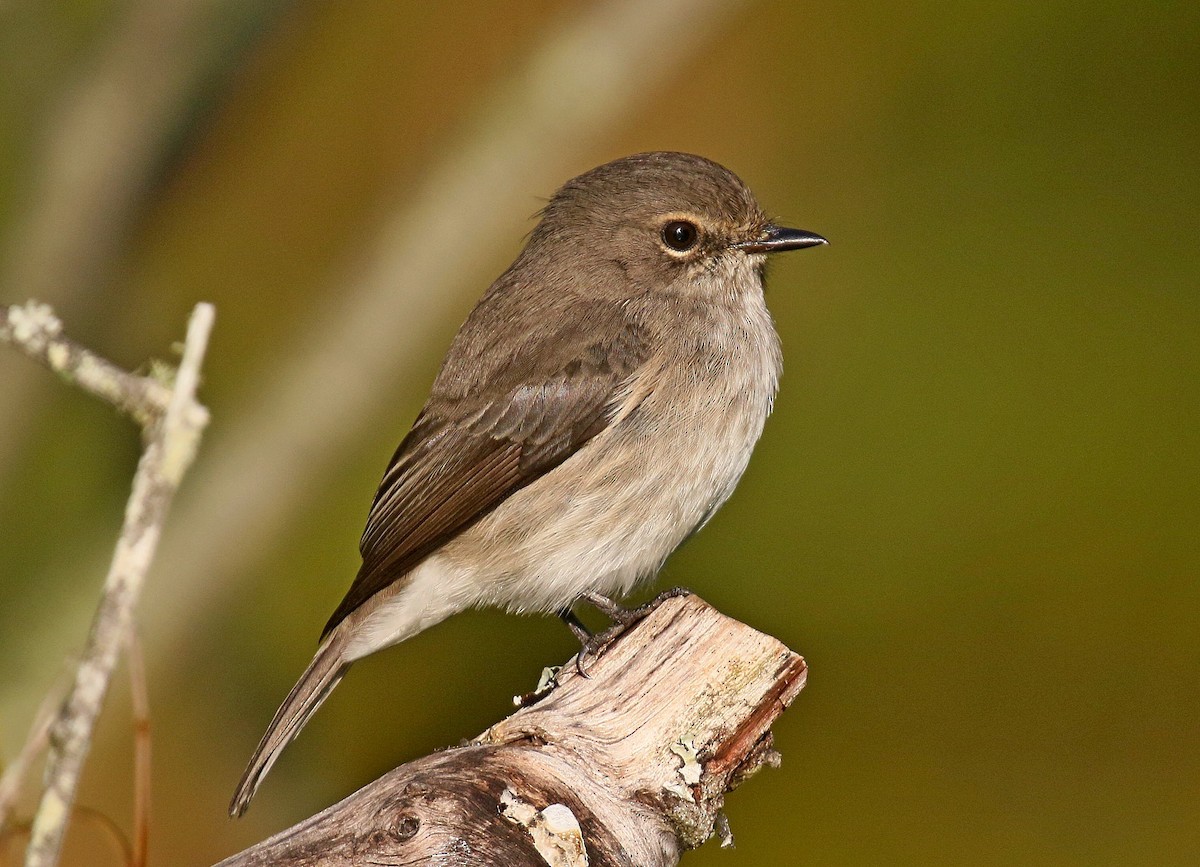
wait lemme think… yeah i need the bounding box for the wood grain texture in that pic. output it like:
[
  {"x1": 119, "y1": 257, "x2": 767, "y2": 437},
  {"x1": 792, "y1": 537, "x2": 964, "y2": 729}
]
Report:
[{"x1": 217, "y1": 593, "x2": 807, "y2": 867}]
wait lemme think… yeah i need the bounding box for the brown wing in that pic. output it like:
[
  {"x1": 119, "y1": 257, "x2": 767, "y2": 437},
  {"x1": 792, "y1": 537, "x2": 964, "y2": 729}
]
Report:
[{"x1": 321, "y1": 303, "x2": 650, "y2": 637}]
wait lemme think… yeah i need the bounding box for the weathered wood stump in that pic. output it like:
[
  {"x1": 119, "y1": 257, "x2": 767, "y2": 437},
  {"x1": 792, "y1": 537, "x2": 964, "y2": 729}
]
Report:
[{"x1": 217, "y1": 592, "x2": 807, "y2": 866}]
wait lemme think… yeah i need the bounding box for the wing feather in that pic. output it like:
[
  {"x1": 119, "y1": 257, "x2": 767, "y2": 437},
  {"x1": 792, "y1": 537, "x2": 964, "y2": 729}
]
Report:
[{"x1": 321, "y1": 301, "x2": 650, "y2": 636}]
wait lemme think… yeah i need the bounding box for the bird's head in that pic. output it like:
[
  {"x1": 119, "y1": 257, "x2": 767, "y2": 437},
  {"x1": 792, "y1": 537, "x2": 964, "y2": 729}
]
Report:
[{"x1": 528, "y1": 151, "x2": 826, "y2": 301}]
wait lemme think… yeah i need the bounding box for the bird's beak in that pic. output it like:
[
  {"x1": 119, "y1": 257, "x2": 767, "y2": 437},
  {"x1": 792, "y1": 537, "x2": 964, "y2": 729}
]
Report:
[{"x1": 735, "y1": 225, "x2": 828, "y2": 254}]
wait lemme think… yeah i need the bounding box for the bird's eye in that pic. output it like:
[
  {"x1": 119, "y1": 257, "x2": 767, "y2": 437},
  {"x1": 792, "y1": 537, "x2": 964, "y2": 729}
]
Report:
[{"x1": 661, "y1": 220, "x2": 699, "y2": 252}]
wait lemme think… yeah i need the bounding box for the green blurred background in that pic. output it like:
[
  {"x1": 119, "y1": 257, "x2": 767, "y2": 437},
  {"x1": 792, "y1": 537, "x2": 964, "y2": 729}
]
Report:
[{"x1": 1, "y1": 1, "x2": 1197, "y2": 864}]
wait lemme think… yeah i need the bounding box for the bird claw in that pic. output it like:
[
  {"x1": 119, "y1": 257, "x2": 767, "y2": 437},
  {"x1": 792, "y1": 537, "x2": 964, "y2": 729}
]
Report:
[
  {"x1": 572, "y1": 621, "x2": 624, "y2": 678},
  {"x1": 569, "y1": 587, "x2": 693, "y2": 677}
]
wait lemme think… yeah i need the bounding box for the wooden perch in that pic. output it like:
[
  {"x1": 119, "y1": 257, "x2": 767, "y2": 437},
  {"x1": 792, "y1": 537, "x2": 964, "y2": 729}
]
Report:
[{"x1": 217, "y1": 593, "x2": 807, "y2": 867}]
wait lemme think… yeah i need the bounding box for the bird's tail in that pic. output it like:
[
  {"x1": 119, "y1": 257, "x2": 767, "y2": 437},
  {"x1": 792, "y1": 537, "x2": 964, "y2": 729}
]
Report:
[{"x1": 229, "y1": 634, "x2": 349, "y2": 817}]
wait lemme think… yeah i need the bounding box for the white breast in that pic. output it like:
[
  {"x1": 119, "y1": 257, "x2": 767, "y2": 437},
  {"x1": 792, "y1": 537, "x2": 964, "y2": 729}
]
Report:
[
  {"x1": 468, "y1": 281, "x2": 781, "y2": 613},
  {"x1": 345, "y1": 278, "x2": 782, "y2": 659}
]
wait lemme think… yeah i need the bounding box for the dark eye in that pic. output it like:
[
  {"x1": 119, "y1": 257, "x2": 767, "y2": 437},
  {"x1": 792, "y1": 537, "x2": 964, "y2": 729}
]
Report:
[{"x1": 661, "y1": 220, "x2": 699, "y2": 252}]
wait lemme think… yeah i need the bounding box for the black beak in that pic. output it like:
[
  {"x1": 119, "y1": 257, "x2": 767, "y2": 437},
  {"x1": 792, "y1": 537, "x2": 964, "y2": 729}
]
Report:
[{"x1": 735, "y1": 225, "x2": 828, "y2": 254}]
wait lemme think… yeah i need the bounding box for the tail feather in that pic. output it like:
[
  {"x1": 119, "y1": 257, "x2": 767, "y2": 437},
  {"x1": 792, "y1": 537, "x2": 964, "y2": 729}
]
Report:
[{"x1": 229, "y1": 636, "x2": 349, "y2": 817}]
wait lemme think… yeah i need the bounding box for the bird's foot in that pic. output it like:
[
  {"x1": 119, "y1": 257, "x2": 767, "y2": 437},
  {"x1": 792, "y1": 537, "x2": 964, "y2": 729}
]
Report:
[
  {"x1": 569, "y1": 587, "x2": 693, "y2": 678},
  {"x1": 558, "y1": 607, "x2": 592, "y2": 645},
  {"x1": 571, "y1": 621, "x2": 629, "y2": 679},
  {"x1": 585, "y1": 586, "x2": 693, "y2": 625},
  {"x1": 558, "y1": 606, "x2": 607, "y2": 679}
]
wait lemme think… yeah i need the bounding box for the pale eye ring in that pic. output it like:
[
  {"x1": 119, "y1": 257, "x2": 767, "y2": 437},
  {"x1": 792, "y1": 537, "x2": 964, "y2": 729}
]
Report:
[{"x1": 661, "y1": 220, "x2": 699, "y2": 252}]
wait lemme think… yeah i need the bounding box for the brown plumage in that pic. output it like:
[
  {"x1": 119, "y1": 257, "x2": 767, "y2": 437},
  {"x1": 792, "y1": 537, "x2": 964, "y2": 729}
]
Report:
[
  {"x1": 230, "y1": 152, "x2": 826, "y2": 817},
  {"x1": 326, "y1": 301, "x2": 651, "y2": 636}
]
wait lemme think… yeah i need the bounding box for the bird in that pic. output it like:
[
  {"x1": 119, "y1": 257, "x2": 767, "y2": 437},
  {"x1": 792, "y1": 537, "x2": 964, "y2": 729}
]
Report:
[{"x1": 229, "y1": 151, "x2": 826, "y2": 816}]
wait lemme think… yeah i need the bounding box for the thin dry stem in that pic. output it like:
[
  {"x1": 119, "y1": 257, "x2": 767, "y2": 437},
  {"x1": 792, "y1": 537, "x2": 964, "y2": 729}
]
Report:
[
  {"x1": 0, "y1": 681, "x2": 67, "y2": 833},
  {"x1": 0, "y1": 302, "x2": 179, "y2": 429},
  {"x1": 127, "y1": 633, "x2": 151, "y2": 867},
  {"x1": 12, "y1": 303, "x2": 213, "y2": 867}
]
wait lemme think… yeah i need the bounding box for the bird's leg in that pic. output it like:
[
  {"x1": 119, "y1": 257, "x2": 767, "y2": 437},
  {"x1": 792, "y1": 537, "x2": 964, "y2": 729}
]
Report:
[
  {"x1": 559, "y1": 605, "x2": 605, "y2": 679},
  {"x1": 558, "y1": 607, "x2": 592, "y2": 645},
  {"x1": 580, "y1": 591, "x2": 631, "y2": 624},
  {"x1": 569, "y1": 587, "x2": 694, "y2": 677},
  {"x1": 584, "y1": 586, "x2": 692, "y2": 626}
]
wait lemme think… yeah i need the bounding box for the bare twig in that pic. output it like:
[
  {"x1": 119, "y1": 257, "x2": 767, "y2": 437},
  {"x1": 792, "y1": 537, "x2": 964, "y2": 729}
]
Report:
[
  {"x1": 127, "y1": 632, "x2": 151, "y2": 867},
  {"x1": 0, "y1": 302, "x2": 174, "y2": 428},
  {"x1": 0, "y1": 638, "x2": 154, "y2": 863},
  {"x1": 0, "y1": 807, "x2": 132, "y2": 867},
  {"x1": 0, "y1": 680, "x2": 67, "y2": 833},
  {"x1": 63, "y1": 807, "x2": 132, "y2": 866},
  {"x1": 217, "y1": 594, "x2": 807, "y2": 867},
  {"x1": 1, "y1": 302, "x2": 214, "y2": 867}
]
